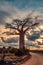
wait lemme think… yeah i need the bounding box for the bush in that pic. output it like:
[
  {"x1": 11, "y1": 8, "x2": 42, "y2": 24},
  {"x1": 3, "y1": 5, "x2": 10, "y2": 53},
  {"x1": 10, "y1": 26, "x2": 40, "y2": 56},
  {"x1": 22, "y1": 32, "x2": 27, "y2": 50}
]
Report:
[
  {"x1": 7, "y1": 47, "x2": 29, "y2": 56},
  {"x1": 15, "y1": 49, "x2": 29, "y2": 56}
]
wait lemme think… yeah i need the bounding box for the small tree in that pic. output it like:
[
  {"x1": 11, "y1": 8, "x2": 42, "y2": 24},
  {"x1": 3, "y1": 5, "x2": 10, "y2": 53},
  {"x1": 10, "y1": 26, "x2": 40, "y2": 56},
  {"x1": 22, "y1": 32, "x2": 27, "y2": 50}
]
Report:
[{"x1": 4, "y1": 12, "x2": 39, "y2": 50}]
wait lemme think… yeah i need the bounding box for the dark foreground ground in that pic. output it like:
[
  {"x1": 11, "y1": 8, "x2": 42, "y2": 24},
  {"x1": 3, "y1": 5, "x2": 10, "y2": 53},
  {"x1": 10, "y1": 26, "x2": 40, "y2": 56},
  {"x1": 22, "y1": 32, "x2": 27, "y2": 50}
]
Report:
[
  {"x1": 0, "y1": 53, "x2": 31, "y2": 65},
  {"x1": 0, "y1": 50, "x2": 43, "y2": 65}
]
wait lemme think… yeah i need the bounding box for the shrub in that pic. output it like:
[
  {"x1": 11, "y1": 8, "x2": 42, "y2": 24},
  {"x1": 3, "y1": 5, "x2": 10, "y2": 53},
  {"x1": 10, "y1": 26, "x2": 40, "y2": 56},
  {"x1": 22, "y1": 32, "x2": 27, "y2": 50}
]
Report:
[{"x1": 15, "y1": 49, "x2": 29, "y2": 56}]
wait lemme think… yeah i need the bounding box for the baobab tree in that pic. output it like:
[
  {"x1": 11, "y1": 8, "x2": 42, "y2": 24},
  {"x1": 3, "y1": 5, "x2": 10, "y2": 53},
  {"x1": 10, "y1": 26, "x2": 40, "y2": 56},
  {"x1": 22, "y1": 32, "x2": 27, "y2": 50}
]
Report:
[{"x1": 4, "y1": 12, "x2": 39, "y2": 50}]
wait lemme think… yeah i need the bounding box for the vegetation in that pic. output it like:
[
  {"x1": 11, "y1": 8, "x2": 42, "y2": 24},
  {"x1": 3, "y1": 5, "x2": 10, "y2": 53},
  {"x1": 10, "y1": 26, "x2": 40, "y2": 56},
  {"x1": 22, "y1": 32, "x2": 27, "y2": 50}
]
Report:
[
  {"x1": 14, "y1": 48, "x2": 30, "y2": 56},
  {"x1": 3, "y1": 11, "x2": 39, "y2": 50},
  {"x1": 1, "y1": 11, "x2": 39, "y2": 56},
  {"x1": 0, "y1": 47, "x2": 30, "y2": 56}
]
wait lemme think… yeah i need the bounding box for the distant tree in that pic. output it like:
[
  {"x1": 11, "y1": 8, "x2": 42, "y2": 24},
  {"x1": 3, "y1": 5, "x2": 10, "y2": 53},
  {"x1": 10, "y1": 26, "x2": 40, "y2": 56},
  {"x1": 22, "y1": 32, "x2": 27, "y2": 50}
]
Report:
[{"x1": 4, "y1": 11, "x2": 39, "y2": 50}]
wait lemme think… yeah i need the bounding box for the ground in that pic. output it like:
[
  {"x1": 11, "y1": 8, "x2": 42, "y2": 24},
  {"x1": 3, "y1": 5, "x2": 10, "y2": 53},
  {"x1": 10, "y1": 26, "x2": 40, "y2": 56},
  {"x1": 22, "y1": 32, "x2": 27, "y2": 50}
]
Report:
[
  {"x1": 21, "y1": 52, "x2": 43, "y2": 65},
  {"x1": 0, "y1": 52, "x2": 43, "y2": 65}
]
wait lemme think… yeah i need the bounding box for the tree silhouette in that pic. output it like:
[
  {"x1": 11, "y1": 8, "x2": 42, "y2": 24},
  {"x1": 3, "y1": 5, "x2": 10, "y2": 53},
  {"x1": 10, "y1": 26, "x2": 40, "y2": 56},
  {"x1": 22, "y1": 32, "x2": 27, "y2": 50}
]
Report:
[{"x1": 4, "y1": 11, "x2": 39, "y2": 50}]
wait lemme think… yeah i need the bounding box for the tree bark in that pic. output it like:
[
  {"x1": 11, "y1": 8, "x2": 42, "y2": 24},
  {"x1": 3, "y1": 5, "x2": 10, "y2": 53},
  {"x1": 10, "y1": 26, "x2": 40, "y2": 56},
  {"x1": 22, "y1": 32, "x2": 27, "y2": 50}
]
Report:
[{"x1": 19, "y1": 32, "x2": 25, "y2": 50}]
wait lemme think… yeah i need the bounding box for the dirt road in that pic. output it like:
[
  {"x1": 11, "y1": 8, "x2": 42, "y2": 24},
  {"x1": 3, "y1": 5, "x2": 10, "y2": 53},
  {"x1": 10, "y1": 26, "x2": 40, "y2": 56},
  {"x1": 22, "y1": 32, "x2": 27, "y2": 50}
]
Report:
[{"x1": 21, "y1": 52, "x2": 43, "y2": 65}]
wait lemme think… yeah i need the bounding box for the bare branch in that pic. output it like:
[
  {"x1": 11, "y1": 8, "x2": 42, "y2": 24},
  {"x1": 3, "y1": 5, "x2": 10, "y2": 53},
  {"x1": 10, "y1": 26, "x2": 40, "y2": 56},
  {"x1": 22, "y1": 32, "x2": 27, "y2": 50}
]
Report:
[
  {"x1": 22, "y1": 10, "x2": 35, "y2": 28},
  {"x1": 5, "y1": 23, "x2": 20, "y2": 32},
  {"x1": 13, "y1": 19, "x2": 22, "y2": 26},
  {"x1": 22, "y1": 17, "x2": 32, "y2": 28},
  {"x1": 5, "y1": 23, "x2": 12, "y2": 28},
  {"x1": 2, "y1": 31, "x2": 19, "y2": 35},
  {"x1": 24, "y1": 22, "x2": 39, "y2": 32},
  {"x1": 31, "y1": 22, "x2": 39, "y2": 26},
  {"x1": 24, "y1": 26, "x2": 31, "y2": 32},
  {"x1": 35, "y1": 15, "x2": 39, "y2": 21},
  {"x1": 4, "y1": 11, "x2": 39, "y2": 35}
]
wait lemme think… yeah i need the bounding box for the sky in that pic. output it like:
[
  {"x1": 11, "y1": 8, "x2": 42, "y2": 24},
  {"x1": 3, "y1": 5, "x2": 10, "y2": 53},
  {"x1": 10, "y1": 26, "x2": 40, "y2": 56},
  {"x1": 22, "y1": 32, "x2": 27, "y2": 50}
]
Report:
[
  {"x1": 0, "y1": 0, "x2": 43, "y2": 25},
  {"x1": 0, "y1": 0, "x2": 43, "y2": 49}
]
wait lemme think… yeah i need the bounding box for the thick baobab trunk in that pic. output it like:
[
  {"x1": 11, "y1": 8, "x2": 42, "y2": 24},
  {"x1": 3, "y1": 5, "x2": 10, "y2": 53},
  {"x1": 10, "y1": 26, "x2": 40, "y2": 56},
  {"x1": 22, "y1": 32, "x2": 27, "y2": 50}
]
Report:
[{"x1": 19, "y1": 32, "x2": 25, "y2": 50}]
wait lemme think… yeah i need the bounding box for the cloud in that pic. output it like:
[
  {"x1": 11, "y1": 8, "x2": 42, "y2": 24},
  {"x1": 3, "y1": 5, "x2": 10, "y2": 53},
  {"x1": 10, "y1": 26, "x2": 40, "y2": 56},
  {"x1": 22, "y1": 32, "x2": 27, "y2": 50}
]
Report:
[
  {"x1": 26, "y1": 32, "x2": 40, "y2": 41},
  {"x1": 0, "y1": 1, "x2": 43, "y2": 48},
  {"x1": 1, "y1": 37, "x2": 18, "y2": 43},
  {"x1": 0, "y1": 0, "x2": 43, "y2": 25},
  {"x1": 0, "y1": 10, "x2": 10, "y2": 24},
  {"x1": 0, "y1": 1, "x2": 32, "y2": 24}
]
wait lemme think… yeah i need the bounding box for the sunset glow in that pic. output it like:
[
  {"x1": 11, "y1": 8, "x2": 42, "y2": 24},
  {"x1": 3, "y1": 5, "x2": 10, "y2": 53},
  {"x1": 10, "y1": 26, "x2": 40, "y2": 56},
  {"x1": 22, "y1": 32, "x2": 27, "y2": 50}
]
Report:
[{"x1": 0, "y1": 0, "x2": 43, "y2": 50}]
